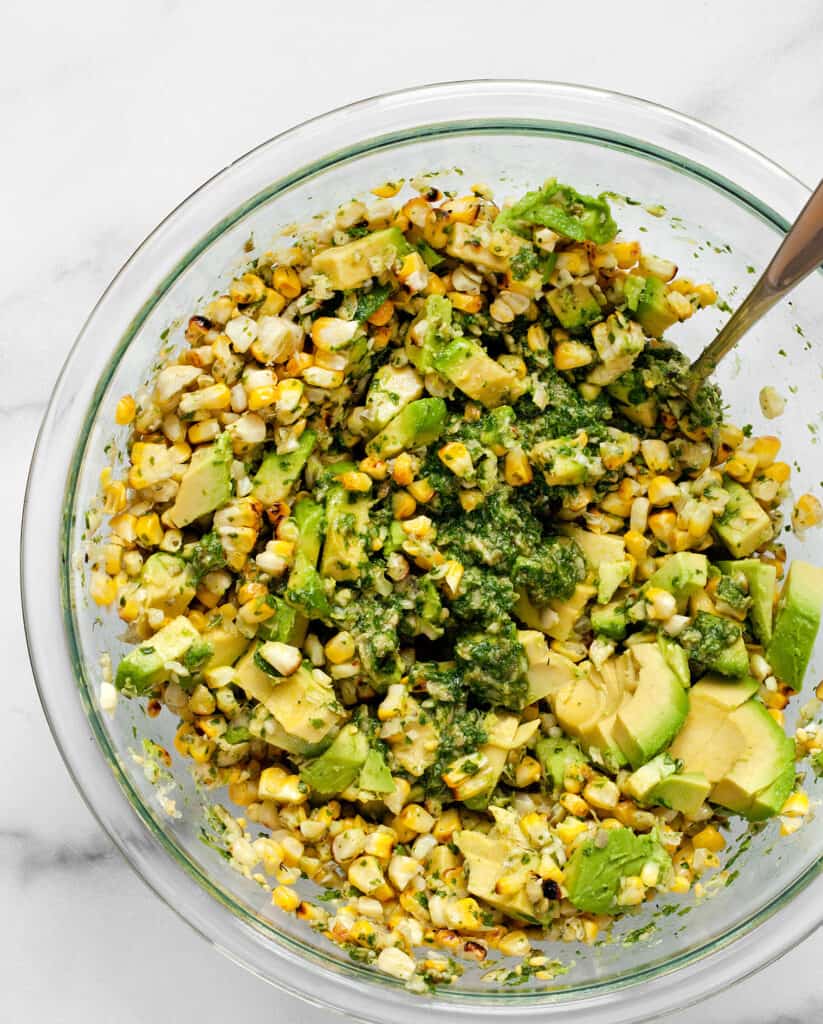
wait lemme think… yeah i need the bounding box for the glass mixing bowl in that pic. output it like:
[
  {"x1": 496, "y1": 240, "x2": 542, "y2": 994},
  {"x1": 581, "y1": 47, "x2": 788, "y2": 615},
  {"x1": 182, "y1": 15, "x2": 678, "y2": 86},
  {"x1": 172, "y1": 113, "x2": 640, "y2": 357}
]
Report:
[{"x1": 22, "y1": 81, "x2": 823, "y2": 1023}]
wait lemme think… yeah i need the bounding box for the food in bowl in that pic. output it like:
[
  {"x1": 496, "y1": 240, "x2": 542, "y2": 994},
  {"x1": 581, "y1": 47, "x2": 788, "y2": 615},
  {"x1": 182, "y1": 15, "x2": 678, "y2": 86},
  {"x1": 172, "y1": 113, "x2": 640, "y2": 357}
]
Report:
[{"x1": 88, "y1": 176, "x2": 823, "y2": 986}]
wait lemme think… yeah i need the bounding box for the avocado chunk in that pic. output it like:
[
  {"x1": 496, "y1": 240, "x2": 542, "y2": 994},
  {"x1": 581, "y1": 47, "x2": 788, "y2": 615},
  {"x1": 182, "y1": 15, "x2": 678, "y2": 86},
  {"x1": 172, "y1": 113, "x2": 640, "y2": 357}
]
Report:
[
  {"x1": 446, "y1": 712, "x2": 521, "y2": 806},
  {"x1": 285, "y1": 497, "x2": 330, "y2": 623},
  {"x1": 366, "y1": 397, "x2": 447, "y2": 458},
  {"x1": 766, "y1": 560, "x2": 823, "y2": 690},
  {"x1": 454, "y1": 829, "x2": 552, "y2": 923},
  {"x1": 591, "y1": 601, "x2": 628, "y2": 641},
  {"x1": 166, "y1": 433, "x2": 232, "y2": 528},
  {"x1": 140, "y1": 552, "x2": 196, "y2": 616},
  {"x1": 536, "y1": 737, "x2": 587, "y2": 791},
  {"x1": 680, "y1": 611, "x2": 749, "y2": 677},
  {"x1": 115, "y1": 615, "x2": 200, "y2": 697},
  {"x1": 202, "y1": 620, "x2": 249, "y2": 670},
  {"x1": 445, "y1": 222, "x2": 509, "y2": 273},
  {"x1": 432, "y1": 337, "x2": 515, "y2": 409},
  {"x1": 624, "y1": 753, "x2": 679, "y2": 802},
  {"x1": 359, "y1": 748, "x2": 395, "y2": 794},
  {"x1": 648, "y1": 552, "x2": 708, "y2": 609},
  {"x1": 253, "y1": 429, "x2": 317, "y2": 507},
  {"x1": 717, "y1": 559, "x2": 777, "y2": 645},
  {"x1": 364, "y1": 364, "x2": 425, "y2": 432},
  {"x1": 565, "y1": 827, "x2": 671, "y2": 914},
  {"x1": 300, "y1": 724, "x2": 369, "y2": 796},
  {"x1": 559, "y1": 526, "x2": 626, "y2": 582},
  {"x1": 547, "y1": 283, "x2": 601, "y2": 329},
  {"x1": 320, "y1": 485, "x2": 371, "y2": 582},
  {"x1": 598, "y1": 560, "x2": 632, "y2": 603},
  {"x1": 651, "y1": 772, "x2": 711, "y2": 816},
  {"x1": 713, "y1": 478, "x2": 773, "y2": 558},
  {"x1": 257, "y1": 597, "x2": 305, "y2": 647},
  {"x1": 613, "y1": 643, "x2": 689, "y2": 769},
  {"x1": 311, "y1": 226, "x2": 412, "y2": 290},
  {"x1": 633, "y1": 275, "x2": 678, "y2": 338},
  {"x1": 657, "y1": 633, "x2": 691, "y2": 688}
]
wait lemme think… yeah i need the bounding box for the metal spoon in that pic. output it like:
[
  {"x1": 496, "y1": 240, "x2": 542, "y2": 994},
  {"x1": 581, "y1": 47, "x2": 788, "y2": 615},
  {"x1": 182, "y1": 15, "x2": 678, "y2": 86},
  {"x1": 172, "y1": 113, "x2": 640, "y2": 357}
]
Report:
[{"x1": 686, "y1": 179, "x2": 823, "y2": 399}]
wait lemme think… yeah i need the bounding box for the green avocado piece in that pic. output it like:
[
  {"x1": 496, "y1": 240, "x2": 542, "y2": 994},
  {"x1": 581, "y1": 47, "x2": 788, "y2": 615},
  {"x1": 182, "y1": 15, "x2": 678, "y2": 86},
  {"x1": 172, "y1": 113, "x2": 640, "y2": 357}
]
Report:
[
  {"x1": 432, "y1": 338, "x2": 515, "y2": 409},
  {"x1": 166, "y1": 433, "x2": 233, "y2": 528},
  {"x1": 565, "y1": 827, "x2": 671, "y2": 914},
  {"x1": 364, "y1": 363, "x2": 424, "y2": 432},
  {"x1": 613, "y1": 643, "x2": 689, "y2": 769},
  {"x1": 717, "y1": 559, "x2": 777, "y2": 646},
  {"x1": 633, "y1": 276, "x2": 678, "y2": 338},
  {"x1": 648, "y1": 552, "x2": 709, "y2": 609},
  {"x1": 115, "y1": 615, "x2": 200, "y2": 697},
  {"x1": 454, "y1": 829, "x2": 551, "y2": 923},
  {"x1": 257, "y1": 597, "x2": 305, "y2": 647},
  {"x1": 311, "y1": 226, "x2": 412, "y2": 290},
  {"x1": 651, "y1": 772, "x2": 711, "y2": 816},
  {"x1": 202, "y1": 621, "x2": 249, "y2": 669},
  {"x1": 680, "y1": 611, "x2": 749, "y2": 677},
  {"x1": 657, "y1": 634, "x2": 691, "y2": 688},
  {"x1": 766, "y1": 560, "x2": 823, "y2": 690},
  {"x1": 359, "y1": 748, "x2": 396, "y2": 794},
  {"x1": 319, "y1": 486, "x2": 371, "y2": 582},
  {"x1": 252, "y1": 429, "x2": 317, "y2": 507},
  {"x1": 535, "y1": 737, "x2": 587, "y2": 792},
  {"x1": 546, "y1": 283, "x2": 602, "y2": 328},
  {"x1": 140, "y1": 552, "x2": 196, "y2": 616},
  {"x1": 591, "y1": 601, "x2": 628, "y2": 641},
  {"x1": 300, "y1": 724, "x2": 369, "y2": 796},
  {"x1": 285, "y1": 497, "x2": 330, "y2": 622},
  {"x1": 406, "y1": 294, "x2": 454, "y2": 373},
  {"x1": 366, "y1": 397, "x2": 447, "y2": 458},
  {"x1": 713, "y1": 478, "x2": 773, "y2": 558},
  {"x1": 625, "y1": 753, "x2": 679, "y2": 802},
  {"x1": 598, "y1": 560, "x2": 632, "y2": 604}
]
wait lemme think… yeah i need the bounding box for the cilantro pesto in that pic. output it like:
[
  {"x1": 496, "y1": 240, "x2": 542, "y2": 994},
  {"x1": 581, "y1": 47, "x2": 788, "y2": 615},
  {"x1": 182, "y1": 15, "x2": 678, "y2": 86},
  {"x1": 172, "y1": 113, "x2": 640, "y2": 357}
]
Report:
[{"x1": 92, "y1": 174, "x2": 823, "y2": 989}]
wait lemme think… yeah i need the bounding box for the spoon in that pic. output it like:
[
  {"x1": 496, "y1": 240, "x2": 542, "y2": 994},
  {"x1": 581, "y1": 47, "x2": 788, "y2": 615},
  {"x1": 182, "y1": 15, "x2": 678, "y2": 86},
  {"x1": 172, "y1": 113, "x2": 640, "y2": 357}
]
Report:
[{"x1": 686, "y1": 179, "x2": 823, "y2": 399}]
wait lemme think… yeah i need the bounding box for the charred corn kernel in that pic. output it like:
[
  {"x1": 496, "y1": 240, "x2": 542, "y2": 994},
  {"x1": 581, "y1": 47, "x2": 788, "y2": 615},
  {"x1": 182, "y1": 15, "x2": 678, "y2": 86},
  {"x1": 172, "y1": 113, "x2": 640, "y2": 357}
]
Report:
[
  {"x1": 781, "y1": 791, "x2": 810, "y2": 817},
  {"x1": 793, "y1": 493, "x2": 823, "y2": 531},
  {"x1": 398, "y1": 252, "x2": 429, "y2": 292},
  {"x1": 649, "y1": 511, "x2": 677, "y2": 543},
  {"x1": 560, "y1": 793, "x2": 590, "y2": 818},
  {"x1": 272, "y1": 885, "x2": 300, "y2": 912},
  {"x1": 271, "y1": 265, "x2": 301, "y2": 299},
  {"x1": 258, "y1": 766, "x2": 308, "y2": 805},
  {"x1": 392, "y1": 491, "x2": 416, "y2": 520},
  {"x1": 340, "y1": 471, "x2": 372, "y2": 493},
  {"x1": 90, "y1": 572, "x2": 117, "y2": 606},
  {"x1": 392, "y1": 452, "x2": 415, "y2": 486},
  {"x1": 765, "y1": 461, "x2": 791, "y2": 483},
  {"x1": 247, "y1": 384, "x2": 279, "y2": 411},
  {"x1": 395, "y1": 804, "x2": 435, "y2": 834},
  {"x1": 448, "y1": 291, "x2": 483, "y2": 314},
  {"x1": 348, "y1": 856, "x2": 391, "y2": 898},
  {"x1": 443, "y1": 195, "x2": 481, "y2": 223},
  {"x1": 692, "y1": 825, "x2": 725, "y2": 852},
  {"x1": 230, "y1": 273, "x2": 266, "y2": 304},
  {"x1": 725, "y1": 450, "x2": 759, "y2": 483},
  {"x1": 115, "y1": 394, "x2": 136, "y2": 425},
  {"x1": 648, "y1": 476, "x2": 680, "y2": 506},
  {"x1": 438, "y1": 442, "x2": 472, "y2": 478},
  {"x1": 554, "y1": 340, "x2": 594, "y2": 370},
  {"x1": 432, "y1": 808, "x2": 462, "y2": 843},
  {"x1": 407, "y1": 477, "x2": 435, "y2": 503},
  {"x1": 504, "y1": 448, "x2": 533, "y2": 486},
  {"x1": 624, "y1": 529, "x2": 651, "y2": 560}
]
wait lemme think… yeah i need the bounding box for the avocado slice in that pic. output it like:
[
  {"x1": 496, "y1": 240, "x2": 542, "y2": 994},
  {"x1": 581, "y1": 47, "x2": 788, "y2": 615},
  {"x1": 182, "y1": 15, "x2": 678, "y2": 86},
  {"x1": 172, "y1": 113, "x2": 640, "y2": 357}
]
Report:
[
  {"x1": 202, "y1": 620, "x2": 249, "y2": 670},
  {"x1": 648, "y1": 552, "x2": 708, "y2": 609},
  {"x1": 633, "y1": 276, "x2": 678, "y2": 337},
  {"x1": 257, "y1": 597, "x2": 304, "y2": 647},
  {"x1": 364, "y1": 364, "x2": 425, "y2": 432},
  {"x1": 766, "y1": 560, "x2": 823, "y2": 690},
  {"x1": 680, "y1": 611, "x2": 749, "y2": 677},
  {"x1": 445, "y1": 222, "x2": 509, "y2": 273},
  {"x1": 612, "y1": 643, "x2": 689, "y2": 769},
  {"x1": 651, "y1": 772, "x2": 711, "y2": 816},
  {"x1": 253, "y1": 429, "x2": 317, "y2": 508},
  {"x1": 546, "y1": 583, "x2": 597, "y2": 641},
  {"x1": 591, "y1": 601, "x2": 628, "y2": 641},
  {"x1": 432, "y1": 337, "x2": 515, "y2": 409},
  {"x1": 559, "y1": 526, "x2": 626, "y2": 580},
  {"x1": 359, "y1": 748, "x2": 396, "y2": 794},
  {"x1": 713, "y1": 478, "x2": 773, "y2": 558},
  {"x1": 546, "y1": 283, "x2": 602, "y2": 329},
  {"x1": 365, "y1": 397, "x2": 447, "y2": 459},
  {"x1": 115, "y1": 615, "x2": 201, "y2": 697},
  {"x1": 565, "y1": 827, "x2": 671, "y2": 914},
  {"x1": 320, "y1": 485, "x2": 371, "y2": 582},
  {"x1": 311, "y1": 226, "x2": 412, "y2": 290},
  {"x1": 140, "y1": 552, "x2": 196, "y2": 616},
  {"x1": 166, "y1": 434, "x2": 233, "y2": 528},
  {"x1": 624, "y1": 753, "x2": 679, "y2": 802},
  {"x1": 454, "y1": 829, "x2": 551, "y2": 923},
  {"x1": 657, "y1": 633, "x2": 691, "y2": 688},
  {"x1": 598, "y1": 560, "x2": 632, "y2": 603},
  {"x1": 300, "y1": 723, "x2": 369, "y2": 796},
  {"x1": 717, "y1": 559, "x2": 777, "y2": 646},
  {"x1": 285, "y1": 497, "x2": 330, "y2": 623},
  {"x1": 535, "y1": 736, "x2": 587, "y2": 791}
]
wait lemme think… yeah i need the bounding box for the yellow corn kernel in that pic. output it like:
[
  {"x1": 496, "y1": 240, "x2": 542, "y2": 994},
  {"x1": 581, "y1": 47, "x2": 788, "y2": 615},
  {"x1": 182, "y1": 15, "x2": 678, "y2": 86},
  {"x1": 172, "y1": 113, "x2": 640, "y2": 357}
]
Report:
[
  {"x1": 372, "y1": 179, "x2": 404, "y2": 198},
  {"x1": 448, "y1": 291, "x2": 483, "y2": 314},
  {"x1": 340, "y1": 471, "x2": 372, "y2": 493},
  {"x1": 230, "y1": 273, "x2": 266, "y2": 304},
  {"x1": 363, "y1": 830, "x2": 395, "y2": 860},
  {"x1": 692, "y1": 825, "x2": 725, "y2": 852},
  {"x1": 459, "y1": 489, "x2": 484, "y2": 512},
  {"x1": 407, "y1": 477, "x2": 435, "y2": 503},
  {"x1": 515, "y1": 756, "x2": 542, "y2": 788},
  {"x1": 103, "y1": 480, "x2": 128, "y2": 515},
  {"x1": 392, "y1": 452, "x2": 415, "y2": 487},
  {"x1": 424, "y1": 274, "x2": 447, "y2": 296},
  {"x1": 624, "y1": 529, "x2": 650, "y2": 560},
  {"x1": 526, "y1": 323, "x2": 549, "y2": 352},
  {"x1": 749, "y1": 435, "x2": 781, "y2": 468},
  {"x1": 768, "y1": 708, "x2": 785, "y2": 726},
  {"x1": 669, "y1": 873, "x2": 691, "y2": 895},
  {"x1": 443, "y1": 195, "x2": 481, "y2": 224},
  {"x1": 560, "y1": 793, "x2": 590, "y2": 818},
  {"x1": 794, "y1": 493, "x2": 823, "y2": 531},
  {"x1": 247, "y1": 385, "x2": 279, "y2": 411},
  {"x1": 693, "y1": 282, "x2": 717, "y2": 307},
  {"x1": 325, "y1": 631, "x2": 356, "y2": 664},
  {"x1": 135, "y1": 513, "x2": 163, "y2": 547},
  {"x1": 358, "y1": 456, "x2": 387, "y2": 481},
  {"x1": 497, "y1": 930, "x2": 530, "y2": 958},
  {"x1": 764, "y1": 461, "x2": 791, "y2": 483},
  {"x1": 238, "y1": 596, "x2": 276, "y2": 625},
  {"x1": 504, "y1": 448, "x2": 533, "y2": 487},
  {"x1": 441, "y1": 559, "x2": 464, "y2": 599},
  {"x1": 272, "y1": 885, "x2": 300, "y2": 912},
  {"x1": 649, "y1": 510, "x2": 677, "y2": 543},
  {"x1": 272, "y1": 265, "x2": 301, "y2": 299},
  {"x1": 392, "y1": 491, "x2": 417, "y2": 520},
  {"x1": 187, "y1": 418, "x2": 219, "y2": 444},
  {"x1": 115, "y1": 394, "x2": 136, "y2": 425},
  {"x1": 725, "y1": 450, "x2": 759, "y2": 483},
  {"x1": 102, "y1": 543, "x2": 123, "y2": 576},
  {"x1": 90, "y1": 572, "x2": 117, "y2": 606},
  {"x1": 366, "y1": 299, "x2": 394, "y2": 327},
  {"x1": 118, "y1": 598, "x2": 140, "y2": 622},
  {"x1": 554, "y1": 340, "x2": 594, "y2": 370},
  {"x1": 397, "y1": 252, "x2": 429, "y2": 292},
  {"x1": 258, "y1": 766, "x2": 308, "y2": 804},
  {"x1": 438, "y1": 442, "x2": 472, "y2": 478},
  {"x1": 555, "y1": 818, "x2": 589, "y2": 845},
  {"x1": 432, "y1": 808, "x2": 462, "y2": 843},
  {"x1": 781, "y1": 791, "x2": 810, "y2": 817},
  {"x1": 348, "y1": 856, "x2": 392, "y2": 899},
  {"x1": 648, "y1": 476, "x2": 680, "y2": 506},
  {"x1": 395, "y1": 804, "x2": 435, "y2": 834}
]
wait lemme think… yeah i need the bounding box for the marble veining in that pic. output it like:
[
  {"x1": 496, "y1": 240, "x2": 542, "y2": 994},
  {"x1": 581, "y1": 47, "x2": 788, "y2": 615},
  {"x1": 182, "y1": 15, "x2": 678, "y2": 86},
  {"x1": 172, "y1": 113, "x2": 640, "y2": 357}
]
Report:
[{"x1": 3, "y1": 0, "x2": 823, "y2": 1020}]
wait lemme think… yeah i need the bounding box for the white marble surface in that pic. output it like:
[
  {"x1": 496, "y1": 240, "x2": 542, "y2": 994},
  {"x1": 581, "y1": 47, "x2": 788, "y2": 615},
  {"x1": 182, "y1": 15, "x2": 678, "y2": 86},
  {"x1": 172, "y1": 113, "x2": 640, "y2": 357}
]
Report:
[{"x1": 4, "y1": 1, "x2": 823, "y2": 1020}]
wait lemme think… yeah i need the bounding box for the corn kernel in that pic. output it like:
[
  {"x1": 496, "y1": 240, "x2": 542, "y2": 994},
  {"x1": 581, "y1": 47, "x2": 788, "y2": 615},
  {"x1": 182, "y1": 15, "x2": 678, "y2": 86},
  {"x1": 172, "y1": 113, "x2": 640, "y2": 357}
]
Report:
[
  {"x1": 115, "y1": 394, "x2": 136, "y2": 425},
  {"x1": 272, "y1": 885, "x2": 300, "y2": 912},
  {"x1": 725, "y1": 450, "x2": 759, "y2": 483},
  {"x1": 504, "y1": 448, "x2": 533, "y2": 486},
  {"x1": 90, "y1": 572, "x2": 117, "y2": 606},
  {"x1": 438, "y1": 442, "x2": 473, "y2": 478},
  {"x1": 554, "y1": 340, "x2": 594, "y2": 370},
  {"x1": 395, "y1": 804, "x2": 435, "y2": 834},
  {"x1": 781, "y1": 791, "x2": 809, "y2": 817},
  {"x1": 407, "y1": 477, "x2": 435, "y2": 502},
  {"x1": 340, "y1": 471, "x2": 372, "y2": 493},
  {"x1": 448, "y1": 291, "x2": 483, "y2": 314},
  {"x1": 272, "y1": 265, "x2": 301, "y2": 299},
  {"x1": 372, "y1": 180, "x2": 404, "y2": 198},
  {"x1": 392, "y1": 491, "x2": 416, "y2": 520},
  {"x1": 648, "y1": 476, "x2": 680, "y2": 506},
  {"x1": 248, "y1": 384, "x2": 279, "y2": 411},
  {"x1": 692, "y1": 825, "x2": 725, "y2": 852}
]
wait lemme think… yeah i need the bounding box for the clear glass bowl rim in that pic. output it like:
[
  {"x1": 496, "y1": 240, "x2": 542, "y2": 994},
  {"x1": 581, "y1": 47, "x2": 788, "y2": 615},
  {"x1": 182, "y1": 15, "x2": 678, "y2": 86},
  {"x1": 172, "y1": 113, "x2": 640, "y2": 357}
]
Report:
[{"x1": 21, "y1": 80, "x2": 823, "y2": 1023}]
